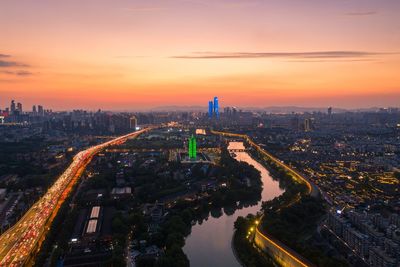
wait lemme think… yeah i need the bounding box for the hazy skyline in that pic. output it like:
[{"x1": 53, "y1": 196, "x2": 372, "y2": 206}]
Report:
[{"x1": 1, "y1": 0, "x2": 400, "y2": 110}]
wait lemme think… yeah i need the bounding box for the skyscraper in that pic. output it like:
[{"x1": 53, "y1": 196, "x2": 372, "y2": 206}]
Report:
[
  {"x1": 129, "y1": 116, "x2": 138, "y2": 130},
  {"x1": 208, "y1": 101, "x2": 213, "y2": 118},
  {"x1": 213, "y1": 96, "x2": 219, "y2": 119},
  {"x1": 38, "y1": 105, "x2": 44, "y2": 115},
  {"x1": 10, "y1": 100, "x2": 16, "y2": 114},
  {"x1": 304, "y1": 118, "x2": 312, "y2": 132},
  {"x1": 32, "y1": 105, "x2": 37, "y2": 113},
  {"x1": 328, "y1": 107, "x2": 332, "y2": 116},
  {"x1": 188, "y1": 135, "x2": 197, "y2": 160},
  {"x1": 17, "y1": 102, "x2": 22, "y2": 112}
]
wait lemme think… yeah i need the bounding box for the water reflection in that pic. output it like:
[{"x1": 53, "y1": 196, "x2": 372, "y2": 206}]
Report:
[{"x1": 183, "y1": 146, "x2": 284, "y2": 267}]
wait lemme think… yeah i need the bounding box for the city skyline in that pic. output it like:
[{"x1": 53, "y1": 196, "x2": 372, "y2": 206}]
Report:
[
  {"x1": 1, "y1": 1, "x2": 399, "y2": 267},
  {"x1": 1, "y1": 0, "x2": 400, "y2": 110},
  {"x1": 1, "y1": 97, "x2": 400, "y2": 113}
]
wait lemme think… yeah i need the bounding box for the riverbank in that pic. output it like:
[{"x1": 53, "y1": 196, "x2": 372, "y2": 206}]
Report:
[
  {"x1": 183, "y1": 147, "x2": 283, "y2": 267},
  {"x1": 232, "y1": 223, "x2": 276, "y2": 267},
  {"x1": 224, "y1": 132, "x2": 348, "y2": 267},
  {"x1": 160, "y1": 146, "x2": 272, "y2": 267}
]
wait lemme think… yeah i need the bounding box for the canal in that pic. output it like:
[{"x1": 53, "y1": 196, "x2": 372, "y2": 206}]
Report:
[{"x1": 183, "y1": 142, "x2": 284, "y2": 267}]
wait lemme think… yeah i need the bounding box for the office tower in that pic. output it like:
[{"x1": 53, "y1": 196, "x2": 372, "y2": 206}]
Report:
[
  {"x1": 188, "y1": 135, "x2": 197, "y2": 160},
  {"x1": 328, "y1": 107, "x2": 332, "y2": 116},
  {"x1": 213, "y1": 96, "x2": 219, "y2": 119},
  {"x1": 38, "y1": 105, "x2": 44, "y2": 115},
  {"x1": 32, "y1": 105, "x2": 37, "y2": 113},
  {"x1": 208, "y1": 101, "x2": 213, "y2": 118},
  {"x1": 232, "y1": 107, "x2": 237, "y2": 116},
  {"x1": 304, "y1": 118, "x2": 311, "y2": 132},
  {"x1": 17, "y1": 102, "x2": 22, "y2": 112},
  {"x1": 129, "y1": 116, "x2": 138, "y2": 130},
  {"x1": 10, "y1": 100, "x2": 16, "y2": 114}
]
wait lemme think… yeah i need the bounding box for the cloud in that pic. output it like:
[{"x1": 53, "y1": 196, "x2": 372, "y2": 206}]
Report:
[
  {"x1": 286, "y1": 59, "x2": 377, "y2": 63},
  {"x1": 0, "y1": 60, "x2": 29, "y2": 67},
  {"x1": 172, "y1": 51, "x2": 387, "y2": 59},
  {"x1": 0, "y1": 53, "x2": 30, "y2": 68},
  {"x1": 346, "y1": 11, "x2": 378, "y2": 16},
  {"x1": 0, "y1": 70, "x2": 34, "y2": 76},
  {"x1": 15, "y1": 70, "x2": 34, "y2": 76},
  {"x1": 0, "y1": 53, "x2": 32, "y2": 78}
]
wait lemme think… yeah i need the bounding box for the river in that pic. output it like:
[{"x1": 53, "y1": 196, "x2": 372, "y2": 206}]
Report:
[{"x1": 183, "y1": 142, "x2": 284, "y2": 267}]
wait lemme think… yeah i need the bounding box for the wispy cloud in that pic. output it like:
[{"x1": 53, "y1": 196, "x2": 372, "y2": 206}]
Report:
[
  {"x1": 0, "y1": 53, "x2": 32, "y2": 78},
  {"x1": 0, "y1": 70, "x2": 34, "y2": 76},
  {"x1": 0, "y1": 53, "x2": 29, "y2": 68},
  {"x1": 287, "y1": 59, "x2": 377, "y2": 63},
  {"x1": 0, "y1": 60, "x2": 29, "y2": 68},
  {"x1": 345, "y1": 11, "x2": 378, "y2": 16},
  {"x1": 172, "y1": 51, "x2": 388, "y2": 60}
]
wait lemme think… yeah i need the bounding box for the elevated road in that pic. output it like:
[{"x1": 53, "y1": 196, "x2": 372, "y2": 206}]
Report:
[{"x1": 0, "y1": 128, "x2": 152, "y2": 266}]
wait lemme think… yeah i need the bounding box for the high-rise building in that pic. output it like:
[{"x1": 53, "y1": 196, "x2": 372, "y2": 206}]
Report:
[
  {"x1": 208, "y1": 101, "x2": 213, "y2": 118},
  {"x1": 10, "y1": 100, "x2": 16, "y2": 114},
  {"x1": 304, "y1": 118, "x2": 311, "y2": 132},
  {"x1": 17, "y1": 102, "x2": 22, "y2": 112},
  {"x1": 328, "y1": 107, "x2": 332, "y2": 116},
  {"x1": 188, "y1": 135, "x2": 197, "y2": 160},
  {"x1": 213, "y1": 96, "x2": 219, "y2": 119},
  {"x1": 129, "y1": 116, "x2": 138, "y2": 130},
  {"x1": 32, "y1": 105, "x2": 37, "y2": 113},
  {"x1": 38, "y1": 105, "x2": 44, "y2": 115}
]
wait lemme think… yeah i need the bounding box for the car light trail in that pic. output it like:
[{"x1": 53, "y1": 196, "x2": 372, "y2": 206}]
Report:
[{"x1": 0, "y1": 128, "x2": 152, "y2": 266}]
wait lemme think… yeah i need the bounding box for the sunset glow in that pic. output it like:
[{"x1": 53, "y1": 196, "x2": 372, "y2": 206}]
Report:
[{"x1": 1, "y1": 0, "x2": 400, "y2": 110}]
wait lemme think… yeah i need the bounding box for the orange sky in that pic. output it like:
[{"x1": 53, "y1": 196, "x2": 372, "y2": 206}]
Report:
[{"x1": 1, "y1": 0, "x2": 400, "y2": 110}]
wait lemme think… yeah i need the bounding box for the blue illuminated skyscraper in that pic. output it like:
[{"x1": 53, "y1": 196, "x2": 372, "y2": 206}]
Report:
[
  {"x1": 213, "y1": 97, "x2": 219, "y2": 119},
  {"x1": 208, "y1": 101, "x2": 213, "y2": 118}
]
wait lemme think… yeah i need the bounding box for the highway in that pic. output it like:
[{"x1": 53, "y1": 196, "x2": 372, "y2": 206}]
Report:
[{"x1": 0, "y1": 128, "x2": 151, "y2": 266}]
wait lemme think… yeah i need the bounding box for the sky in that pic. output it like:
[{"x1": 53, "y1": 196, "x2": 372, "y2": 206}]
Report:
[{"x1": 1, "y1": 0, "x2": 400, "y2": 111}]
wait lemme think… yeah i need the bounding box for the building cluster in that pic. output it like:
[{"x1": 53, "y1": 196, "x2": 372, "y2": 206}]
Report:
[
  {"x1": 1, "y1": 103, "x2": 399, "y2": 266},
  {"x1": 243, "y1": 108, "x2": 400, "y2": 267},
  {"x1": 249, "y1": 109, "x2": 400, "y2": 209},
  {"x1": 0, "y1": 99, "x2": 48, "y2": 124},
  {"x1": 328, "y1": 209, "x2": 400, "y2": 267}
]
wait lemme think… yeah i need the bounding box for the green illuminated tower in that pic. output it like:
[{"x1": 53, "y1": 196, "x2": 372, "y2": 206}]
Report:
[{"x1": 188, "y1": 135, "x2": 197, "y2": 160}]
